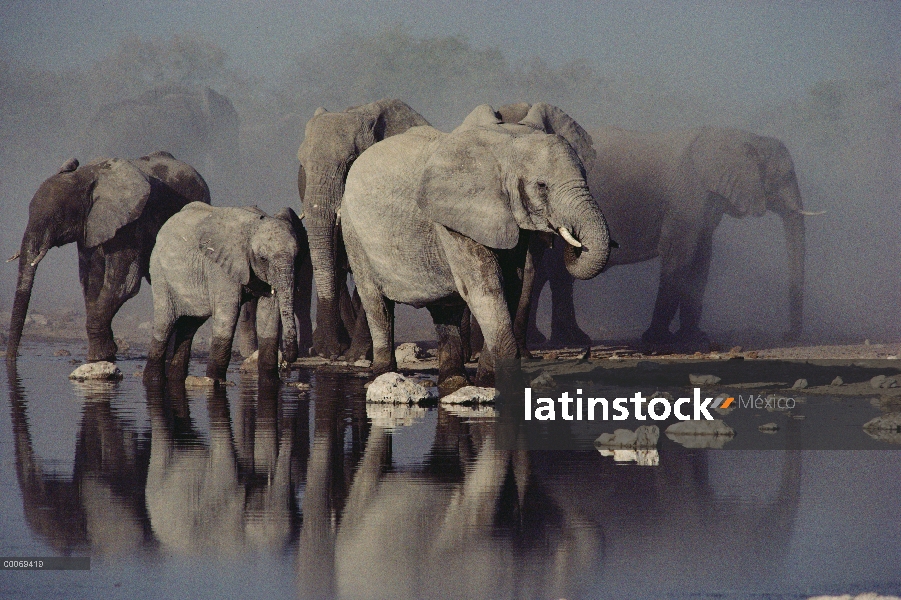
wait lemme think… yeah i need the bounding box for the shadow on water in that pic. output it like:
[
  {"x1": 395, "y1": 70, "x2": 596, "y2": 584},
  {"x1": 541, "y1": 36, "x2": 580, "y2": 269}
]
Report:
[{"x1": 4, "y1": 356, "x2": 901, "y2": 598}]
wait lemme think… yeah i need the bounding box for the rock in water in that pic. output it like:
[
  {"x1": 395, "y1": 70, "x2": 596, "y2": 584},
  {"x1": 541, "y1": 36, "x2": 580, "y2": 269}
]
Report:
[
  {"x1": 440, "y1": 386, "x2": 499, "y2": 404},
  {"x1": 792, "y1": 378, "x2": 808, "y2": 390},
  {"x1": 830, "y1": 376, "x2": 843, "y2": 386},
  {"x1": 69, "y1": 361, "x2": 122, "y2": 381},
  {"x1": 689, "y1": 373, "x2": 721, "y2": 385},
  {"x1": 366, "y1": 372, "x2": 437, "y2": 403},
  {"x1": 395, "y1": 342, "x2": 426, "y2": 363},
  {"x1": 595, "y1": 425, "x2": 659, "y2": 449},
  {"x1": 665, "y1": 419, "x2": 735, "y2": 449}
]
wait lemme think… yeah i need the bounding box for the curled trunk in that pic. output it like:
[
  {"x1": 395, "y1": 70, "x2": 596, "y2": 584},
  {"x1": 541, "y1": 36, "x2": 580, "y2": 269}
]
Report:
[{"x1": 557, "y1": 190, "x2": 612, "y2": 280}]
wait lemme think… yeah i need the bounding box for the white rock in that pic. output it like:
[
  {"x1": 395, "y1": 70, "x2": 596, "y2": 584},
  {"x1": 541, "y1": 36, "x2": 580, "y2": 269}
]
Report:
[
  {"x1": 366, "y1": 403, "x2": 428, "y2": 428},
  {"x1": 597, "y1": 448, "x2": 660, "y2": 466},
  {"x1": 689, "y1": 373, "x2": 721, "y2": 385},
  {"x1": 862, "y1": 413, "x2": 901, "y2": 432},
  {"x1": 353, "y1": 359, "x2": 372, "y2": 368},
  {"x1": 830, "y1": 376, "x2": 843, "y2": 386},
  {"x1": 529, "y1": 372, "x2": 556, "y2": 391},
  {"x1": 595, "y1": 425, "x2": 659, "y2": 449},
  {"x1": 792, "y1": 378, "x2": 808, "y2": 389},
  {"x1": 870, "y1": 375, "x2": 887, "y2": 388},
  {"x1": 366, "y1": 372, "x2": 437, "y2": 403},
  {"x1": 395, "y1": 342, "x2": 426, "y2": 363},
  {"x1": 440, "y1": 386, "x2": 498, "y2": 404},
  {"x1": 69, "y1": 361, "x2": 122, "y2": 381}
]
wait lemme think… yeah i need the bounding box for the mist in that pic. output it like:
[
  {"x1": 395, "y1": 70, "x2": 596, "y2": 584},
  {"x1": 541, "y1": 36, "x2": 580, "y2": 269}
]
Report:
[{"x1": 1, "y1": 2, "x2": 898, "y2": 346}]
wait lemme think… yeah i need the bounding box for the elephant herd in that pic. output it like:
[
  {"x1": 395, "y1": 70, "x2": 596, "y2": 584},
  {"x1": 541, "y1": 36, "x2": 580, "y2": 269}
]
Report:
[{"x1": 5, "y1": 86, "x2": 814, "y2": 392}]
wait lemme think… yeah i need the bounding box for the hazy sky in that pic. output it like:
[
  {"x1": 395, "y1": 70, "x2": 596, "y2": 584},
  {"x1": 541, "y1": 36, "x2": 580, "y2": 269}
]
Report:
[{"x1": 2, "y1": 1, "x2": 897, "y2": 102}]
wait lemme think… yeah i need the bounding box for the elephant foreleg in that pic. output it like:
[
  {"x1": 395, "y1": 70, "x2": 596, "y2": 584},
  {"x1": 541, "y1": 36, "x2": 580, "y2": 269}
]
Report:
[
  {"x1": 354, "y1": 281, "x2": 396, "y2": 375},
  {"x1": 644, "y1": 221, "x2": 702, "y2": 347},
  {"x1": 548, "y1": 266, "x2": 592, "y2": 348},
  {"x1": 256, "y1": 295, "x2": 282, "y2": 375},
  {"x1": 294, "y1": 250, "x2": 314, "y2": 357},
  {"x1": 80, "y1": 247, "x2": 142, "y2": 362},
  {"x1": 345, "y1": 287, "x2": 373, "y2": 361},
  {"x1": 526, "y1": 241, "x2": 551, "y2": 347},
  {"x1": 236, "y1": 300, "x2": 258, "y2": 358}
]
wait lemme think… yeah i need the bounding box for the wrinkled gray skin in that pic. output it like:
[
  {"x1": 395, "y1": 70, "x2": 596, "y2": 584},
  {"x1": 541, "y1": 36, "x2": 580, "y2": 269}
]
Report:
[
  {"x1": 296, "y1": 99, "x2": 430, "y2": 360},
  {"x1": 528, "y1": 126, "x2": 808, "y2": 351},
  {"x1": 144, "y1": 203, "x2": 302, "y2": 383},
  {"x1": 7, "y1": 152, "x2": 210, "y2": 363},
  {"x1": 84, "y1": 85, "x2": 240, "y2": 199},
  {"x1": 342, "y1": 105, "x2": 612, "y2": 389}
]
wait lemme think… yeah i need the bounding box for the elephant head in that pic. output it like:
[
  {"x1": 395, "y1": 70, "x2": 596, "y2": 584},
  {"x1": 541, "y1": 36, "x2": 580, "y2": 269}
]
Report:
[
  {"x1": 419, "y1": 105, "x2": 612, "y2": 280},
  {"x1": 6, "y1": 158, "x2": 157, "y2": 360},
  {"x1": 690, "y1": 128, "x2": 808, "y2": 337},
  {"x1": 295, "y1": 99, "x2": 430, "y2": 356}
]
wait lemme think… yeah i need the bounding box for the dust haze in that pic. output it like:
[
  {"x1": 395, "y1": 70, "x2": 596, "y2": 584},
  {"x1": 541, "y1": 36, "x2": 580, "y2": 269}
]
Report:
[{"x1": 1, "y1": 2, "x2": 898, "y2": 346}]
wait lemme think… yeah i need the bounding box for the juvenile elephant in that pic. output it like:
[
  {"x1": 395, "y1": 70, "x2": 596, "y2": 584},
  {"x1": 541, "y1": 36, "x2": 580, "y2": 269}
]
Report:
[
  {"x1": 296, "y1": 98, "x2": 430, "y2": 360},
  {"x1": 145, "y1": 203, "x2": 304, "y2": 382},
  {"x1": 6, "y1": 152, "x2": 210, "y2": 362},
  {"x1": 528, "y1": 126, "x2": 813, "y2": 350},
  {"x1": 342, "y1": 105, "x2": 612, "y2": 390}
]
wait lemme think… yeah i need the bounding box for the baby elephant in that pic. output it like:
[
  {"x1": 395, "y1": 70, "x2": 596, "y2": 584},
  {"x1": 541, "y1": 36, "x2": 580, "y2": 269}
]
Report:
[{"x1": 145, "y1": 202, "x2": 305, "y2": 382}]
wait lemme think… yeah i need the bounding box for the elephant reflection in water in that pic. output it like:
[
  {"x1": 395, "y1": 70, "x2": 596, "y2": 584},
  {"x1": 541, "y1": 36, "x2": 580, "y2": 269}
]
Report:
[
  {"x1": 6, "y1": 363, "x2": 152, "y2": 555},
  {"x1": 144, "y1": 375, "x2": 303, "y2": 554},
  {"x1": 296, "y1": 386, "x2": 603, "y2": 600}
]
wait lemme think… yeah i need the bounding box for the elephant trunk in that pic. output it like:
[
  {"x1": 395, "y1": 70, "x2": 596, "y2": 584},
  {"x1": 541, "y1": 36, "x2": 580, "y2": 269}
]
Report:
[
  {"x1": 780, "y1": 210, "x2": 805, "y2": 339},
  {"x1": 554, "y1": 187, "x2": 612, "y2": 280},
  {"x1": 276, "y1": 280, "x2": 299, "y2": 364},
  {"x1": 7, "y1": 237, "x2": 50, "y2": 361},
  {"x1": 302, "y1": 166, "x2": 347, "y2": 356}
]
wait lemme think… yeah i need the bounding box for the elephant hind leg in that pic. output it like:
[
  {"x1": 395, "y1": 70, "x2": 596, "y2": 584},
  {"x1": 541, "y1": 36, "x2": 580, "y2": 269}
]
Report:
[
  {"x1": 168, "y1": 315, "x2": 207, "y2": 381},
  {"x1": 674, "y1": 232, "x2": 714, "y2": 351},
  {"x1": 354, "y1": 282, "x2": 396, "y2": 375},
  {"x1": 426, "y1": 300, "x2": 470, "y2": 394},
  {"x1": 345, "y1": 288, "x2": 373, "y2": 362},
  {"x1": 82, "y1": 249, "x2": 143, "y2": 362}
]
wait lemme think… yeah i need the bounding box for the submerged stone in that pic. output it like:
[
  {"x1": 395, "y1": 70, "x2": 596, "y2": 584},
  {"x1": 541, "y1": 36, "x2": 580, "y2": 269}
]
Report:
[
  {"x1": 366, "y1": 372, "x2": 437, "y2": 404},
  {"x1": 440, "y1": 386, "x2": 498, "y2": 404},
  {"x1": 69, "y1": 361, "x2": 122, "y2": 381}
]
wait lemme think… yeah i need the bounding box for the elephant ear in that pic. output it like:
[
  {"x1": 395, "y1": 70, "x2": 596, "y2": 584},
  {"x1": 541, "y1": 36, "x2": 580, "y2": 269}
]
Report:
[
  {"x1": 496, "y1": 102, "x2": 532, "y2": 124},
  {"x1": 518, "y1": 103, "x2": 596, "y2": 169},
  {"x1": 417, "y1": 128, "x2": 520, "y2": 249},
  {"x1": 194, "y1": 207, "x2": 255, "y2": 285},
  {"x1": 693, "y1": 131, "x2": 766, "y2": 216},
  {"x1": 84, "y1": 159, "x2": 152, "y2": 248},
  {"x1": 365, "y1": 99, "x2": 431, "y2": 139},
  {"x1": 453, "y1": 104, "x2": 502, "y2": 132}
]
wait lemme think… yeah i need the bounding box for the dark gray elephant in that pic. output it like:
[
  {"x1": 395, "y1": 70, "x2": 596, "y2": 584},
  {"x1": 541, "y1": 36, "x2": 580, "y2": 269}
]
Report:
[
  {"x1": 342, "y1": 105, "x2": 612, "y2": 390},
  {"x1": 6, "y1": 152, "x2": 210, "y2": 363},
  {"x1": 84, "y1": 85, "x2": 239, "y2": 198},
  {"x1": 528, "y1": 126, "x2": 813, "y2": 351},
  {"x1": 144, "y1": 203, "x2": 304, "y2": 383},
  {"x1": 296, "y1": 98, "x2": 430, "y2": 360}
]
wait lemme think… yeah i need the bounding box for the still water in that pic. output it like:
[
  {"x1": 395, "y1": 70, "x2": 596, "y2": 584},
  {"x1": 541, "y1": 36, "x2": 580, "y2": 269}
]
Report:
[{"x1": 2, "y1": 345, "x2": 900, "y2": 599}]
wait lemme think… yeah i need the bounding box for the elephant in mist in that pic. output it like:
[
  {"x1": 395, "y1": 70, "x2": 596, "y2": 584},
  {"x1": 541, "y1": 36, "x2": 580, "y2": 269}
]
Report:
[
  {"x1": 528, "y1": 126, "x2": 814, "y2": 351},
  {"x1": 341, "y1": 104, "x2": 612, "y2": 390},
  {"x1": 83, "y1": 85, "x2": 240, "y2": 199},
  {"x1": 6, "y1": 152, "x2": 210, "y2": 363},
  {"x1": 296, "y1": 98, "x2": 431, "y2": 360},
  {"x1": 145, "y1": 203, "x2": 306, "y2": 383}
]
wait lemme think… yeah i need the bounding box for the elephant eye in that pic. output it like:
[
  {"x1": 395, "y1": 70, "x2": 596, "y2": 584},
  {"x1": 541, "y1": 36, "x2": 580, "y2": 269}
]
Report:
[{"x1": 536, "y1": 181, "x2": 548, "y2": 191}]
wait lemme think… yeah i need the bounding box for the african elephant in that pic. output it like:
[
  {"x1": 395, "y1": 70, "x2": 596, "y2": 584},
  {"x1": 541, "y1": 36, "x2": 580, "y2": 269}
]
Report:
[
  {"x1": 6, "y1": 152, "x2": 210, "y2": 363},
  {"x1": 528, "y1": 126, "x2": 812, "y2": 351},
  {"x1": 144, "y1": 203, "x2": 304, "y2": 383},
  {"x1": 83, "y1": 85, "x2": 240, "y2": 199},
  {"x1": 341, "y1": 104, "x2": 612, "y2": 390},
  {"x1": 296, "y1": 98, "x2": 430, "y2": 360}
]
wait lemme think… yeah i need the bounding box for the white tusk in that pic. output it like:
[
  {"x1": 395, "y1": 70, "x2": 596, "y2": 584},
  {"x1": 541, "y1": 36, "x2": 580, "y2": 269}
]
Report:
[
  {"x1": 30, "y1": 248, "x2": 48, "y2": 267},
  {"x1": 297, "y1": 211, "x2": 304, "y2": 220},
  {"x1": 335, "y1": 209, "x2": 341, "y2": 224},
  {"x1": 799, "y1": 210, "x2": 826, "y2": 216},
  {"x1": 558, "y1": 227, "x2": 582, "y2": 248},
  {"x1": 7, "y1": 251, "x2": 20, "y2": 263}
]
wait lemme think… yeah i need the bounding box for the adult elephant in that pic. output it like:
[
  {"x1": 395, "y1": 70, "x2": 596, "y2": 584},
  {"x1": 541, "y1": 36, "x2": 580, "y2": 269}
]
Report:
[
  {"x1": 6, "y1": 152, "x2": 210, "y2": 362},
  {"x1": 342, "y1": 105, "x2": 612, "y2": 390},
  {"x1": 528, "y1": 126, "x2": 813, "y2": 351},
  {"x1": 84, "y1": 85, "x2": 239, "y2": 197},
  {"x1": 296, "y1": 98, "x2": 430, "y2": 360},
  {"x1": 145, "y1": 203, "x2": 303, "y2": 382}
]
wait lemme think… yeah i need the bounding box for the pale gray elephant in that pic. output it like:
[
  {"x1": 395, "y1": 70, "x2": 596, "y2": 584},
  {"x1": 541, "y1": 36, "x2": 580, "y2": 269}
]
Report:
[
  {"x1": 145, "y1": 203, "x2": 304, "y2": 383},
  {"x1": 84, "y1": 85, "x2": 240, "y2": 199},
  {"x1": 296, "y1": 98, "x2": 430, "y2": 360},
  {"x1": 528, "y1": 126, "x2": 812, "y2": 351},
  {"x1": 6, "y1": 151, "x2": 210, "y2": 363},
  {"x1": 342, "y1": 105, "x2": 612, "y2": 390}
]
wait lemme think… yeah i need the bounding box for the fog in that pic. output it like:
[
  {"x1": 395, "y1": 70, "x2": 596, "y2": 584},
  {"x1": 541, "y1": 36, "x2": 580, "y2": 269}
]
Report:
[{"x1": 1, "y1": 1, "x2": 898, "y2": 345}]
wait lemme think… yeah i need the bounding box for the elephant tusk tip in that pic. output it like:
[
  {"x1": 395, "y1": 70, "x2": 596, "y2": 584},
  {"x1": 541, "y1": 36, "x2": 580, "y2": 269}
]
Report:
[
  {"x1": 799, "y1": 210, "x2": 826, "y2": 216},
  {"x1": 558, "y1": 227, "x2": 582, "y2": 248},
  {"x1": 6, "y1": 252, "x2": 20, "y2": 263}
]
